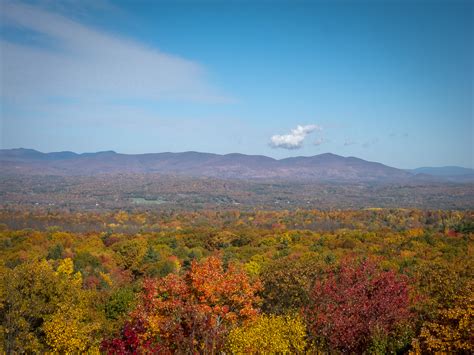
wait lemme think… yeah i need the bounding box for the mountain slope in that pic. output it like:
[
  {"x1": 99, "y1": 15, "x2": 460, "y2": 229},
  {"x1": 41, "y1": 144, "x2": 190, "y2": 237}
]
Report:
[{"x1": 0, "y1": 148, "x2": 418, "y2": 182}]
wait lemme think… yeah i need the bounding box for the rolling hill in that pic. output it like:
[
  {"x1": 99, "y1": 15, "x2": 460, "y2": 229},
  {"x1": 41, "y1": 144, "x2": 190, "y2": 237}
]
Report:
[{"x1": 0, "y1": 148, "x2": 470, "y2": 182}]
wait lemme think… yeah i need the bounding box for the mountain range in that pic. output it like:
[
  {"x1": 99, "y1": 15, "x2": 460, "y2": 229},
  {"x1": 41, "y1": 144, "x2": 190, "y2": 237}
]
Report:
[{"x1": 1, "y1": 148, "x2": 472, "y2": 182}]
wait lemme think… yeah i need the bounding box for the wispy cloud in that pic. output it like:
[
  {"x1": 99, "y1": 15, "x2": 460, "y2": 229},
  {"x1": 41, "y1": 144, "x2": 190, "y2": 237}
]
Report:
[
  {"x1": 270, "y1": 124, "x2": 321, "y2": 149},
  {"x1": 0, "y1": 1, "x2": 229, "y2": 103}
]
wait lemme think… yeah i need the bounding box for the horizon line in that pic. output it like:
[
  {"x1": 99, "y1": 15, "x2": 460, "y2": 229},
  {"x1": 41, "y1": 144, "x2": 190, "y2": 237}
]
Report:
[{"x1": 1, "y1": 147, "x2": 473, "y2": 171}]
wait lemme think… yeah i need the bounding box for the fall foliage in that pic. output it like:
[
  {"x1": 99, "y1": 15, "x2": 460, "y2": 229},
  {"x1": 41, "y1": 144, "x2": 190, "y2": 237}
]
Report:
[
  {"x1": 304, "y1": 258, "x2": 413, "y2": 353},
  {"x1": 101, "y1": 256, "x2": 261, "y2": 353},
  {"x1": 0, "y1": 208, "x2": 472, "y2": 353},
  {"x1": 226, "y1": 314, "x2": 307, "y2": 353}
]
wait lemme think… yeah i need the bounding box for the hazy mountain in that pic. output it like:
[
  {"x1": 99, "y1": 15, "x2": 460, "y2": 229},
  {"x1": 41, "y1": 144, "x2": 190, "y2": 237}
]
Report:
[
  {"x1": 410, "y1": 166, "x2": 474, "y2": 176},
  {"x1": 0, "y1": 148, "x2": 457, "y2": 182},
  {"x1": 406, "y1": 166, "x2": 474, "y2": 183}
]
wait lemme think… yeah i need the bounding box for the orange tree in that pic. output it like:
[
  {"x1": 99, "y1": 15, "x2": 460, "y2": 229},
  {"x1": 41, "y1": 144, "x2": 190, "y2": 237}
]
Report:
[{"x1": 101, "y1": 256, "x2": 261, "y2": 353}]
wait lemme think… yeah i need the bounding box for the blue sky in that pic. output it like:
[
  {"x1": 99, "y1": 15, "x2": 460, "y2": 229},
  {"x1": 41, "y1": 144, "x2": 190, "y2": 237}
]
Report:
[{"x1": 1, "y1": 0, "x2": 472, "y2": 168}]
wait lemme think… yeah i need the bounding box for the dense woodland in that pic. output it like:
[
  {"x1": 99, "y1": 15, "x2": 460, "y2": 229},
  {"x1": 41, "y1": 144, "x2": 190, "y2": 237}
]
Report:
[{"x1": 0, "y1": 208, "x2": 472, "y2": 353}]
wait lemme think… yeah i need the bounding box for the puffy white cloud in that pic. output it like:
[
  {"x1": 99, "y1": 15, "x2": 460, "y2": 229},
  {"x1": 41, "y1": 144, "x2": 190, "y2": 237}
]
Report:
[{"x1": 270, "y1": 124, "x2": 321, "y2": 149}]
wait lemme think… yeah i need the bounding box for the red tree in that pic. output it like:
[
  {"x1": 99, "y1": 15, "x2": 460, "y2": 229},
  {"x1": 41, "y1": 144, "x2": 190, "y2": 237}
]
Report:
[{"x1": 304, "y1": 259, "x2": 412, "y2": 353}]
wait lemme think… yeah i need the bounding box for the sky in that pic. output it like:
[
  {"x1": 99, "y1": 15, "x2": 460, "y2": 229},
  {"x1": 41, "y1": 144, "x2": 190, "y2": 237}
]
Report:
[{"x1": 0, "y1": 0, "x2": 472, "y2": 169}]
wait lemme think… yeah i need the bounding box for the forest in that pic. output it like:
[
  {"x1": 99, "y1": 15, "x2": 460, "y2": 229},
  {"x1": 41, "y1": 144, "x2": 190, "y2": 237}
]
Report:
[{"x1": 0, "y1": 208, "x2": 472, "y2": 353}]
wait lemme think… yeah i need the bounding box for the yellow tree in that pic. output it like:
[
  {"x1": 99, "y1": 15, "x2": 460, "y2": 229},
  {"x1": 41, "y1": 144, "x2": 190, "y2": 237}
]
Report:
[
  {"x1": 226, "y1": 314, "x2": 307, "y2": 353},
  {"x1": 412, "y1": 289, "x2": 473, "y2": 354},
  {"x1": 43, "y1": 259, "x2": 101, "y2": 352},
  {"x1": 0, "y1": 258, "x2": 101, "y2": 352}
]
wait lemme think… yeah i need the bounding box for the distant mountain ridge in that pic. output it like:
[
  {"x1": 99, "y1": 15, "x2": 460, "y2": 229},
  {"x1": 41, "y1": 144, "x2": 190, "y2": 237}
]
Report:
[
  {"x1": 0, "y1": 148, "x2": 471, "y2": 182},
  {"x1": 409, "y1": 166, "x2": 474, "y2": 176}
]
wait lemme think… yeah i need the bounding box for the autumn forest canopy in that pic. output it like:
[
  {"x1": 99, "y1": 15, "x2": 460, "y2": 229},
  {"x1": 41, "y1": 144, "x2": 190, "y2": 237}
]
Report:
[{"x1": 0, "y1": 208, "x2": 472, "y2": 353}]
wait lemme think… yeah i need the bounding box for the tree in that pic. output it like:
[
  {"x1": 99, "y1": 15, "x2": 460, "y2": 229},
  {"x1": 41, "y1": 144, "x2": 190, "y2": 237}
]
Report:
[
  {"x1": 102, "y1": 256, "x2": 261, "y2": 353},
  {"x1": 226, "y1": 314, "x2": 307, "y2": 353},
  {"x1": 104, "y1": 287, "x2": 136, "y2": 321},
  {"x1": 260, "y1": 253, "x2": 324, "y2": 314},
  {"x1": 112, "y1": 238, "x2": 147, "y2": 277},
  {"x1": 0, "y1": 259, "x2": 101, "y2": 352},
  {"x1": 412, "y1": 286, "x2": 473, "y2": 354},
  {"x1": 304, "y1": 258, "x2": 413, "y2": 353}
]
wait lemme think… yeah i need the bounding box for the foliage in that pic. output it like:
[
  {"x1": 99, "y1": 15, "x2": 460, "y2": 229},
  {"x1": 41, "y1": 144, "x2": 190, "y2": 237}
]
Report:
[
  {"x1": 260, "y1": 253, "x2": 325, "y2": 314},
  {"x1": 226, "y1": 314, "x2": 307, "y2": 353},
  {"x1": 0, "y1": 258, "x2": 101, "y2": 352},
  {"x1": 104, "y1": 287, "x2": 136, "y2": 320},
  {"x1": 47, "y1": 243, "x2": 64, "y2": 260},
  {"x1": 112, "y1": 238, "x2": 147, "y2": 276},
  {"x1": 412, "y1": 287, "x2": 473, "y2": 354},
  {"x1": 102, "y1": 256, "x2": 262, "y2": 353},
  {"x1": 304, "y1": 258, "x2": 413, "y2": 353},
  {"x1": 0, "y1": 208, "x2": 471, "y2": 353}
]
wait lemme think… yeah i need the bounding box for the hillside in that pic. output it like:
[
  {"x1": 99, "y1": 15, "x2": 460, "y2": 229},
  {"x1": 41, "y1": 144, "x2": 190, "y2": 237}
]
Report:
[{"x1": 1, "y1": 148, "x2": 413, "y2": 182}]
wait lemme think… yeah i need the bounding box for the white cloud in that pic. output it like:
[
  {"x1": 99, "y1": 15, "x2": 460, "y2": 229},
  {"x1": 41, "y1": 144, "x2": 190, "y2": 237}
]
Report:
[
  {"x1": 0, "y1": 1, "x2": 229, "y2": 103},
  {"x1": 270, "y1": 124, "x2": 321, "y2": 149},
  {"x1": 344, "y1": 139, "x2": 357, "y2": 146}
]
